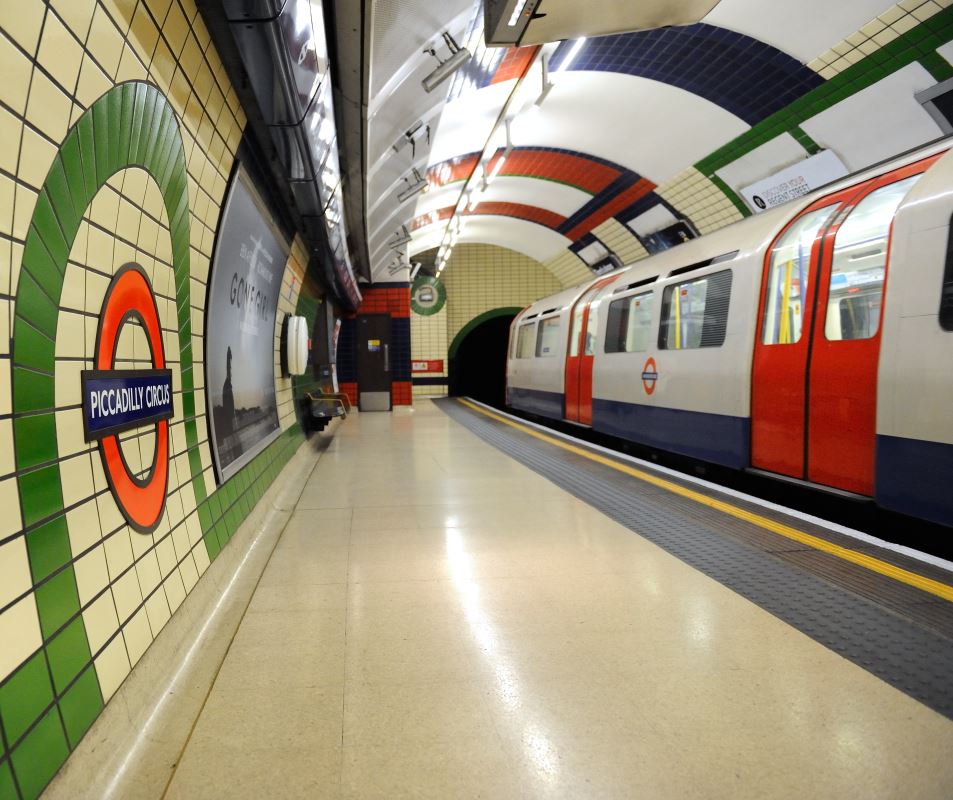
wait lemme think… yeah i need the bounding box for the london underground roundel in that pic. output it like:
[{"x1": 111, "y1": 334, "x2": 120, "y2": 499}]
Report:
[{"x1": 81, "y1": 265, "x2": 174, "y2": 533}]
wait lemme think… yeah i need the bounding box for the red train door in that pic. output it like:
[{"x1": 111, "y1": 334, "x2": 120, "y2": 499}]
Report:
[
  {"x1": 806, "y1": 158, "x2": 936, "y2": 494},
  {"x1": 752, "y1": 154, "x2": 937, "y2": 493},
  {"x1": 565, "y1": 277, "x2": 614, "y2": 424}
]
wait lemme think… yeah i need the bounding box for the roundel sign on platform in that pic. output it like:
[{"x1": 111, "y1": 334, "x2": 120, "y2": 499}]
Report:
[
  {"x1": 641, "y1": 357, "x2": 659, "y2": 395},
  {"x1": 81, "y1": 265, "x2": 174, "y2": 533}
]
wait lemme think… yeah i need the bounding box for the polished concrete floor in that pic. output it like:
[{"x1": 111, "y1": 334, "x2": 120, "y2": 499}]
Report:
[{"x1": 165, "y1": 402, "x2": 953, "y2": 799}]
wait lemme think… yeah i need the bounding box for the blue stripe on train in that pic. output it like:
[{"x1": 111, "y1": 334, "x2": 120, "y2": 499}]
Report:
[
  {"x1": 876, "y1": 435, "x2": 953, "y2": 528},
  {"x1": 592, "y1": 398, "x2": 750, "y2": 469},
  {"x1": 507, "y1": 387, "x2": 565, "y2": 421}
]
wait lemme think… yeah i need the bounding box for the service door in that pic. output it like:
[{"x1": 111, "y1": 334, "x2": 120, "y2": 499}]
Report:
[
  {"x1": 357, "y1": 314, "x2": 392, "y2": 411},
  {"x1": 565, "y1": 277, "x2": 614, "y2": 424}
]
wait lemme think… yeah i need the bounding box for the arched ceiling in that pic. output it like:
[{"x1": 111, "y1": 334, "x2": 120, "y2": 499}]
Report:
[{"x1": 363, "y1": 0, "x2": 948, "y2": 283}]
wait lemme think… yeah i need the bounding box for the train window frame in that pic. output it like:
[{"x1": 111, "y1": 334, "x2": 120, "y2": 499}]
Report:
[
  {"x1": 824, "y1": 174, "x2": 921, "y2": 342},
  {"x1": 658, "y1": 269, "x2": 733, "y2": 350},
  {"x1": 535, "y1": 316, "x2": 562, "y2": 358},
  {"x1": 940, "y1": 212, "x2": 953, "y2": 331},
  {"x1": 605, "y1": 291, "x2": 655, "y2": 354},
  {"x1": 516, "y1": 321, "x2": 537, "y2": 358}
]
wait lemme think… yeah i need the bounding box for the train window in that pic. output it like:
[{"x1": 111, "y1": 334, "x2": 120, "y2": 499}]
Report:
[
  {"x1": 658, "y1": 270, "x2": 732, "y2": 350},
  {"x1": 825, "y1": 175, "x2": 921, "y2": 341},
  {"x1": 605, "y1": 292, "x2": 654, "y2": 353},
  {"x1": 762, "y1": 207, "x2": 834, "y2": 345},
  {"x1": 536, "y1": 317, "x2": 561, "y2": 357},
  {"x1": 942, "y1": 218, "x2": 953, "y2": 331},
  {"x1": 584, "y1": 284, "x2": 614, "y2": 355},
  {"x1": 516, "y1": 322, "x2": 536, "y2": 358}
]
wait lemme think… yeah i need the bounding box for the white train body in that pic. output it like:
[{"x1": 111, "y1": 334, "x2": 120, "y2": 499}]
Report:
[{"x1": 506, "y1": 141, "x2": 953, "y2": 527}]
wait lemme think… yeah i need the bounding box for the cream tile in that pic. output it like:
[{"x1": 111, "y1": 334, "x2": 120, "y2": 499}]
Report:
[
  {"x1": 0, "y1": 594, "x2": 42, "y2": 682},
  {"x1": 144, "y1": 587, "x2": 171, "y2": 636},
  {"x1": 0, "y1": 418, "x2": 12, "y2": 477},
  {"x1": 83, "y1": 589, "x2": 120, "y2": 653},
  {"x1": 36, "y1": 10, "x2": 84, "y2": 93},
  {"x1": 122, "y1": 606, "x2": 153, "y2": 666},
  {"x1": 0, "y1": 1, "x2": 45, "y2": 55},
  {"x1": 94, "y1": 632, "x2": 131, "y2": 701},
  {"x1": 24, "y1": 68, "x2": 72, "y2": 142},
  {"x1": 111, "y1": 568, "x2": 142, "y2": 623},
  {"x1": 0, "y1": 536, "x2": 32, "y2": 609},
  {"x1": 73, "y1": 544, "x2": 110, "y2": 605},
  {"x1": 86, "y1": 4, "x2": 124, "y2": 78}
]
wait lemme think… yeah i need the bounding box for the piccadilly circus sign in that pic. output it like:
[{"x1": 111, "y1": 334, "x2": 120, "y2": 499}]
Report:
[{"x1": 81, "y1": 265, "x2": 174, "y2": 533}]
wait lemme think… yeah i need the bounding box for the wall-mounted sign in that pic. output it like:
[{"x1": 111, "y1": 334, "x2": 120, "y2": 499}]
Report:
[
  {"x1": 412, "y1": 275, "x2": 446, "y2": 315},
  {"x1": 82, "y1": 265, "x2": 173, "y2": 533},
  {"x1": 740, "y1": 150, "x2": 848, "y2": 213},
  {"x1": 206, "y1": 166, "x2": 288, "y2": 482},
  {"x1": 412, "y1": 360, "x2": 444, "y2": 373}
]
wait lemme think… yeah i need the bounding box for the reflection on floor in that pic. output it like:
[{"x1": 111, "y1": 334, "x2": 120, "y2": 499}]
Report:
[{"x1": 165, "y1": 401, "x2": 953, "y2": 799}]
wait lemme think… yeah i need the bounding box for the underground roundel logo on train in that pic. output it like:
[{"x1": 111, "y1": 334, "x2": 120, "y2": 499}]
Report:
[
  {"x1": 642, "y1": 357, "x2": 659, "y2": 395},
  {"x1": 81, "y1": 264, "x2": 174, "y2": 533}
]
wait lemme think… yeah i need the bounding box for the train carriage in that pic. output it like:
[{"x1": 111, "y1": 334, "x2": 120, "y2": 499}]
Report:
[{"x1": 506, "y1": 140, "x2": 953, "y2": 528}]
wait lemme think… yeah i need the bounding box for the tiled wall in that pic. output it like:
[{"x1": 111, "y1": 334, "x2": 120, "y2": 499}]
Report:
[
  {"x1": 0, "y1": 2, "x2": 325, "y2": 798},
  {"x1": 410, "y1": 306, "x2": 448, "y2": 398},
  {"x1": 441, "y1": 243, "x2": 562, "y2": 349}
]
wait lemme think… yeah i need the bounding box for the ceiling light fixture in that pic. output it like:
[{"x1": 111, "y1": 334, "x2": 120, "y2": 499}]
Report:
[
  {"x1": 422, "y1": 32, "x2": 471, "y2": 93},
  {"x1": 397, "y1": 168, "x2": 428, "y2": 203},
  {"x1": 388, "y1": 224, "x2": 412, "y2": 249}
]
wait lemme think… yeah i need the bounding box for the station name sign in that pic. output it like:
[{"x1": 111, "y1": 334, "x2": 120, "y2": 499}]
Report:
[{"x1": 81, "y1": 369, "x2": 174, "y2": 441}]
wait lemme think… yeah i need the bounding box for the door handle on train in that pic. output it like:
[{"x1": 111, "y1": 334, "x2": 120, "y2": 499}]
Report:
[{"x1": 384, "y1": 344, "x2": 390, "y2": 373}]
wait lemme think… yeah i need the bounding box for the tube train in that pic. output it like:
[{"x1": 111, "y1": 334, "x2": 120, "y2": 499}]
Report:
[{"x1": 505, "y1": 140, "x2": 953, "y2": 528}]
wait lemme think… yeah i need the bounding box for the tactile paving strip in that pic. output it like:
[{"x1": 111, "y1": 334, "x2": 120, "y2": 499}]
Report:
[{"x1": 437, "y1": 399, "x2": 953, "y2": 720}]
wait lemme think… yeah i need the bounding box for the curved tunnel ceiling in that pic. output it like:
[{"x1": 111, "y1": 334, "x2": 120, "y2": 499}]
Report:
[{"x1": 365, "y1": 0, "x2": 949, "y2": 283}]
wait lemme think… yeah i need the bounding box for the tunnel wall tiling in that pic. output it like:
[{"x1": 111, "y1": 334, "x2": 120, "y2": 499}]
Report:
[
  {"x1": 0, "y1": 2, "x2": 324, "y2": 797},
  {"x1": 440, "y1": 244, "x2": 562, "y2": 349},
  {"x1": 410, "y1": 305, "x2": 448, "y2": 399}
]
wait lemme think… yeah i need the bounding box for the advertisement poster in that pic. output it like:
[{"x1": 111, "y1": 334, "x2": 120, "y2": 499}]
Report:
[{"x1": 206, "y1": 166, "x2": 289, "y2": 481}]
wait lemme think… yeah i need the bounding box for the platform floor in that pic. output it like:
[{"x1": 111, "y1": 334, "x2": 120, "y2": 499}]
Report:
[{"x1": 165, "y1": 401, "x2": 953, "y2": 799}]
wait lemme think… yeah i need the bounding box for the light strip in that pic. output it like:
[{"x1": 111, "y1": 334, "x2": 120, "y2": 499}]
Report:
[
  {"x1": 507, "y1": 0, "x2": 532, "y2": 27},
  {"x1": 556, "y1": 37, "x2": 587, "y2": 72}
]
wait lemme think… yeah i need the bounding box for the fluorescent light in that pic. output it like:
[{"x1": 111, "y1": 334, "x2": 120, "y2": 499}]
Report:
[
  {"x1": 508, "y1": 0, "x2": 532, "y2": 26},
  {"x1": 485, "y1": 154, "x2": 507, "y2": 186},
  {"x1": 557, "y1": 37, "x2": 587, "y2": 72},
  {"x1": 422, "y1": 32, "x2": 472, "y2": 93}
]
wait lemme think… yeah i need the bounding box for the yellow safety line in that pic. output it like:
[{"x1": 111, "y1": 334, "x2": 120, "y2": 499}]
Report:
[{"x1": 459, "y1": 398, "x2": 953, "y2": 603}]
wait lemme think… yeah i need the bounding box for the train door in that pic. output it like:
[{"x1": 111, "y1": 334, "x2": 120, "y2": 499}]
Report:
[
  {"x1": 565, "y1": 277, "x2": 615, "y2": 424},
  {"x1": 752, "y1": 156, "x2": 937, "y2": 493}
]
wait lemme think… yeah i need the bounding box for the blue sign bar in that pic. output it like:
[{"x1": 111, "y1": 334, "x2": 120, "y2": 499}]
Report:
[{"x1": 81, "y1": 369, "x2": 174, "y2": 441}]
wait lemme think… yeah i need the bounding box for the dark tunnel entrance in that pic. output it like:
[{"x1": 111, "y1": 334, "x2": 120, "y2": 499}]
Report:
[{"x1": 448, "y1": 311, "x2": 518, "y2": 408}]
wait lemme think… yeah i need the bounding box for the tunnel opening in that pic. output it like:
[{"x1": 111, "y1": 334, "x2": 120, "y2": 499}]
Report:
[{"x1": 448, "y1": 312, "x2": 517, "y2": 408}]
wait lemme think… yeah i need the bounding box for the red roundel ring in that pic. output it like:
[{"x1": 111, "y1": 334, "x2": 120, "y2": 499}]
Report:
[
  {"x1": 95, "y1": 265, "x2": 170, "y2": 533},
  {"x1": 641, "y1": 357, "x2": 658, "y2": 396}
]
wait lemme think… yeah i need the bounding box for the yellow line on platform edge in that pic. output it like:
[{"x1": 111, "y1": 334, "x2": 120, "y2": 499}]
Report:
[{"x1": 458, "y1": 398, "x2": 953, "y2": 604}]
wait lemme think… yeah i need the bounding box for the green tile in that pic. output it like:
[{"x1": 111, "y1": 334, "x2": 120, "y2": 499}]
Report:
[
  {"x1": 127, "y1": 83, "x2": 148, "y2": 168},
  {"x1": 74, "y1": 114, "x2": 98, "y2": 207},
  {"x1": 0, "y1": 651, "x2": 55, "y2": 744},
  {"x1": 34, "y1": 569, "x2": 80, "y2": 642},
  {"x1": 15, "y1": 271, "x2": 59, "y2": 339},
  {"x1": 58, "y1": 136, "x2": 87, "y2": 218},
  {"x1": 92, "y1": 99, "x2": 111, "y2": 189},
  {"x1": 0, "y1": 760, "x2": 16, "y2": 800},
  {"x1": 26, "y1": 516, "x2": 72, "y2": 583},
  {"x1": 117, "y1": 83, "x2": 136, "y2": 165},
  {"x1": 105, "y1": 85, "x2": 123, "y2": 176},
  {"x1": 13, "y1": 414, "x2": 57, "y2": 471},
  {"x1": 137, "y1": 91, "x2": 161, "y2": 168},
  {"x1": 42, "y1": 158, "x2": 81, "y2": 239},
  {"x1": 45, "y1": 617, "x2": 91, "y2": 694},
  {"x1": 12, "y1": 366, "x2": 54, "y2": 415},
  {"x1": 12, "y1": 319, "x2": 55, "y2": 384},
  {"x1": 32, "y1": 192, "x2": 70, "y2": 269},
  {"x1": 19, "y1": 233, "x2": 61, "y2": 305},
  {"x1": 58, "y1": 666, "x2": 102, "y2": 748},
  {"x1": 10, "y1": 707, "x2": 68, "y2": 800},
  {"x1": 203, "y1": 529, "x2": 221, "y2": 561},
  {"x1": 17, "y1": 464, "x2": 64, "y2": 529}
]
